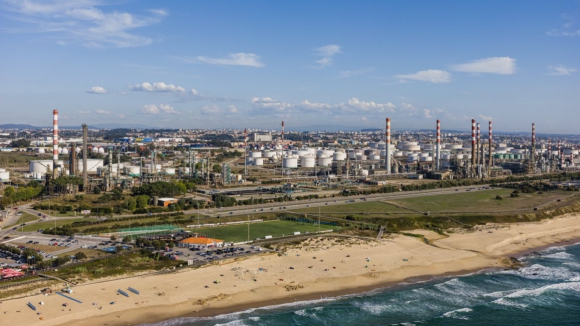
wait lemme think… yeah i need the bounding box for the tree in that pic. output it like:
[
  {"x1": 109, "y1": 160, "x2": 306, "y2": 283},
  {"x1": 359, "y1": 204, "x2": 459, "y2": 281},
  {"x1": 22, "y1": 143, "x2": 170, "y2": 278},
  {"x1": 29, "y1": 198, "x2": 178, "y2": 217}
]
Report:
[
  {"x1": 115, "y1": 245, "x2": 124, "y2": 253},
  {"x1": 212, "y1": 164, "x2": 222, "y2": 173},
  {"x1": 74, "y1": 252, "x2": 87, "y2": 260},
  {"x1": 3, "y1": 186, "x2": 15, "y2": 197},
  {"x1": 10, "y1": 139, "x2": 31, "y2": 148},
  {"x1": 110, "y1": 235, "x2": 117, "y2": 241},
  {"x1": 93, "y1": 186, "x2": 102, "y2": 194},
  {"x1": 122, "y1": 236, "x2": 132, "y2": 243}
]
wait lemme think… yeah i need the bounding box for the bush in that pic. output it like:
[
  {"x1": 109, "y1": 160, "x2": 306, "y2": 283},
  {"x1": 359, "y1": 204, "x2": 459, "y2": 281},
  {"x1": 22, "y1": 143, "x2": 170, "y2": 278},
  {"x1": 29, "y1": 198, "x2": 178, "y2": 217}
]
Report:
[
  {"x1": 74, "y1": 252, "x2": 87, "y2": 260},
  {"x1": 496, "y1": 195, "x2": 503, "y2": 200}
]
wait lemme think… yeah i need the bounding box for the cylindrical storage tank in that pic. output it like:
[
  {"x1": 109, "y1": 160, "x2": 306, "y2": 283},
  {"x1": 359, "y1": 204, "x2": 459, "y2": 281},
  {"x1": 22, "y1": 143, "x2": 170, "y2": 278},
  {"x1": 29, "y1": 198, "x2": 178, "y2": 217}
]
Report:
[
  {"x1": 348, "y1": 151, "x2": 356, "y2": 159},
  {"x1": 30, "y1": 160, "x2": 64, "y2": 174},
  {"x1": 507, "y1": 154, "x2": 514, "y2": 160},
  {"x1": 282, "y1": 157, "x2": 298, "y2": 168},
  {"x1": 421, "y1": 144, "x2": 434, "y2": 151},
  {"x1": 77, "y1": 159, "x2": 104, "y2": 173},
  {"x1": 301, "y1": 156, "x2": 316, "y2": 168},
  {"x1": 254, "y1": 157, "x2": 264, "y2": 166},
  {"x1": 318, "y1": 156, "x2": 333, "y2": 166},
  {"x1": 421, "y1": 157, "x2": 433, "y2": 162},
  {"x1": 514, "y1": 154, "x2": 522, "y2": 160},
  {"x1": 62, "y1": 148, "x2": 69, "y2": 155},
  {"x1": 163, "y1": 167, "x2": 176, "y2": 175},
  {"x1": 321, "y1": 150, "x2": 334, "y2": 157},
  {"x1": 125, "y1": 166, "x2": 141, "y2": 176},
  {"x1": 0, "y1": 171, "x2": 10, "y2": 182},
  {"x1": 296, "y1": 150, "x2": 309, "y2": 157},
  {"x1": 250, "y1": 151, "x2": 262, "y2": 158},
  {"x1": 333, "y1": 152, "x2": 347, "y2": 161},
  {"x1": 263, "y1": 150, "x2": 276, "y2": 158},
  {"x1": 420, "y1": 153, "x2": 430, "y2": 158}
]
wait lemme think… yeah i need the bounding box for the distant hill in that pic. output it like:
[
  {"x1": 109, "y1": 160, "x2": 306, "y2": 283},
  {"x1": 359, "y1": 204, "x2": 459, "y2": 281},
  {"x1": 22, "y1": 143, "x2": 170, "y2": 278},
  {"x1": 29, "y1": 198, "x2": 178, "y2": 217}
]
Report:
[{"x1": 0, "y1": 124, "x2": 43, "y2": 130}]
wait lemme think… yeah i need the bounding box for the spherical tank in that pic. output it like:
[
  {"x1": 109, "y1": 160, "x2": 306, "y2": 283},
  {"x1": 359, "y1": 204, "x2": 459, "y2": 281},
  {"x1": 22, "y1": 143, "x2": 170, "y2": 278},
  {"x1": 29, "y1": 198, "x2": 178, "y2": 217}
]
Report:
[
  {"x1": 37, "y1": 148, "x2": 45, "y2": 154},
  {"x1": 282, "y1": 157, "x2": 298, "y2": 168},
  {"x1": 61, "y1": 148, "x2": 69, "y2": 155},
  {"x1": 98, "y1": 147, "x2": 105, "y2": 154},
  {"x1": 58, "y1": 148, "x2": 63, "y2": 154},
  {"x1": 301, "y1": 156, "x2": 316, "y2": 168},
  {"x1": 75, "y1": 147, "x2": 81, "y2": 153},
  {"x1": 91, "y1": 147, "x2": 99, "y2": 153}
]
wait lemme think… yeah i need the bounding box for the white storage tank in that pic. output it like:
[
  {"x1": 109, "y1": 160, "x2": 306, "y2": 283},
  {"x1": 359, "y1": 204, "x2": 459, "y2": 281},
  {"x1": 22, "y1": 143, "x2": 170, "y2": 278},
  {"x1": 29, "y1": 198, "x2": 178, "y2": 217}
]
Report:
[
  {"x1": 295, "y1": 150, "x2": 309, "y2": 157},
  {"x1": 254, "y1": 157, "x2": 264, "y2": 166},
  {"x1": 98, "y1": 147, "x2": 105, "y2": 154},
  {"x1": 30, "y1": 160, "x2": 65, "y2": 174},
  {"x1": 91, "y1": 147, "x2": 99, "y2": 153},
  {"x1": 321, "y1": 150, "x2": 334, "y2": 157},
  {"x1": 163, "y1": 167, "x2": 176, "y2": 175},
  {"x1": 77, "y1": 159, "x2": 104, "y2": 173},
  {"x1": 456, "y1": 154, "x2": 465, "y2": 160},
  {"x1": 282, "y1": 157, "x2": 298, "y2": 168},
  {"x1": 0, "y1": 171, "x2": 9, "y2": 182},
  {"x1": 301, "y1": 156, "x2": 316, "y2": 168},
  {"x1": 125, "y1": 166, "x2": 141, "y2": 176},
  {"x1": 318, "y1": 156, "x2": 333, "y2": 166},
  {"x1": 377, "y1": 141, "x2": 386, "y2": 149},
  {"x1": 250, "y1": 151, "x2": 262, "y2": 158},
  {"x1": 37, "y1": 148, "x2": 45, "y2": 154},
  {"x1": 361, "y1": 169, "x2": 369, "y2": 176},
  {"x1": 75, "y1": 147, "x2": 81, "y2": 153},
  {"x1": 333, "y1": 152, "x2": 347, "y2": 161},
  {"x1": 421, "y1": 144, "x2": 434, "y2": 151},
  {"x1": 263, "y1": 150, "x2": 276, "y2": 158}
]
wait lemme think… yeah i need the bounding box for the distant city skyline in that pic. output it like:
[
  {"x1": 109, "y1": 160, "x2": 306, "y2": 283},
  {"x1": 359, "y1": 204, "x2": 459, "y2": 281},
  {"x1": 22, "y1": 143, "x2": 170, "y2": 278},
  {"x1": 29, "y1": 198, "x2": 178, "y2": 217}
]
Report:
[{"x1": 0, "y1": 1, "x2": 578, "y2": 133}]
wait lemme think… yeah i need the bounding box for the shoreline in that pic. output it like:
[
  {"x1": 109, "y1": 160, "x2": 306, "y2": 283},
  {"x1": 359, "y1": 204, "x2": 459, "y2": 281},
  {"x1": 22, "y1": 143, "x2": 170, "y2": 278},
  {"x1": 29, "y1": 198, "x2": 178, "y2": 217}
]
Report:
[{"x1": 2, "y1": 214, "x2": 580, "y2": 326}]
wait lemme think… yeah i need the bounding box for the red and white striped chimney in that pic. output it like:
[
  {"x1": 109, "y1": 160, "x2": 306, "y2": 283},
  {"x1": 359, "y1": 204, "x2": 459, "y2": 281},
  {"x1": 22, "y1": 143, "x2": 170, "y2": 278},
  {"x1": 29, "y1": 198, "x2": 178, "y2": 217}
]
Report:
[
  {"x1": 471, "y1": 119, "x2": 476, "y2": 166},
  {"x1": 53, "y1": 109, "x2": 59, "y2": 177},
  {"x1": 386, "y1": 118, "x2": 391, "y2": 173},
  {"x1": 436, "y1": 119, "x2": 441, "y2": 170}
]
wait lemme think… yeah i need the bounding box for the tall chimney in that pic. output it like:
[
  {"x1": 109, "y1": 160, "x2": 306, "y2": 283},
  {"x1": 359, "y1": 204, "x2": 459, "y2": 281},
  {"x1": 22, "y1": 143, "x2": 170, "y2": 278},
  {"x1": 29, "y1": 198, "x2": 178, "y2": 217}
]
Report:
[
  {"x1": 476, "y1": 123, "x2": 481, "y2": 165},
  {"x1": 558, "y1": 140, "x2": 562, "y2": 168},
  {"x1": 488, "y1": 121, "x2": 492, "y2": 175},
  {"x1": 53, "y1": 110, "x2": 59, "y2": 178},
  {"x1": 281, "y1": 121, "x2": 284, "y2": 143},
  {"x1": 471, "y1": 119, "x2": 476, "y2": 168},
  {"x1": 82, "y1": 124, "x2": 88, "y2": 190},
  {"x1": 531, "y1": 123, "x2": 536, "y2": 172},
  {"x1": 244, "y1": 128, "x2": 248, "y2": 176},
  {"x1": 386, "y1": 118, "x2": 391, "y2": 173},
  {"x1": 70, "y1": 142, "x2": 76, "y2": 176},
  {"x1": 548, "y1": 139, "x2": 551, "y2": 160},
  {"x1": 436, "y1": 119, "x2": 441, "y2": 170}
]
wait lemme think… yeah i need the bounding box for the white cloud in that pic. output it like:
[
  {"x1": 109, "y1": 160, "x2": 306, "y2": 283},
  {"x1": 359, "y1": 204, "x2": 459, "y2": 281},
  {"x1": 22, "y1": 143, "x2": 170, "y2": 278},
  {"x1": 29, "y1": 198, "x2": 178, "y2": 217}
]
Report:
[
  {"x1": 452, "y1": 57, "x2": 516, "y2": 75},
  {"x1": 478, "y1": 114, "x2": 493, "y2": 121},
  {"x1": 547, "y1": 64, "x2": 576, "y2": 76},
  {"x1": 190, "y1": 88, "x2": 199, "y2": 95},
  {"x1": 546, "y1": 14, "x2": 580, "y2": 37},
  {"x1": 314, "y1": 45, "x2": 341, "y2": 57},
  {"x1": 251, "y1": 97, "x2": 292, "y2": 112},
  {"x1": 197, "y1": 53, "x2": 264, "y2": 67},
  {"x1": 341, "y1": 67, "x2": 374, "y2": 78},
  {"x1": 252, "y1": 97, "x2": 397, "y2": 115},
  {"x1": 423, "y1": 109, "x2": 433, "y2": 119},
  {"x1": 395, "y1": 69, "x2": 451, "y2": 83},
  {"x1": 149, "y1": 9, "x2": 168, "y2": 16},
  {"x1": 228, "y1": 105, "x2": 238, "y2": 113},
  {"x1": 78, "y1": 110, "x2": 90, "y2": 114},
  {"x1": 313, "y1": 44, "x2": 341, "y2": 68},
  {"x1": 141, "y1": 103, "x2": 180, "y2": 115},
  {"x1": 96, "y1": 109, "x2": 111, "y2": 114},
  {"x1": 86, "y1": 86, "x2": 106, "y2": 94},
  {"x1": 116, "y1": 113, "x2": 126, "y2": 119},
  {"x1": 130, "y1": 82, "x2": 186, "y2": 93},
  {"x1": 2, "y1": 1, "x2": 166, "y2": 48},
  {"x1": 201, "y1": 105, "x2": 221, "y2": 115}
]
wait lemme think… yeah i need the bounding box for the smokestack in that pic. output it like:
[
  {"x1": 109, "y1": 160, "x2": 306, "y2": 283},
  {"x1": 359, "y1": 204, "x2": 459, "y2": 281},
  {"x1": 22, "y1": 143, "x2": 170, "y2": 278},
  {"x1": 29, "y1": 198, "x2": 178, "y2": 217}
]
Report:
[
  {"x1": 82, "y1": 124, "x2": 88, "y2": 190},
  {"x1": 531, "y1": 123, "x2": 536, "y2": 162},
  {"x1": 436, "y1": 119, "x2": 441, "y2": 170},
  {"x1": 488, "y1": 121, "x2": 492, "y2": 175},
  {"x1": 548, "y1": 139, "x2": 551, "y2": 160},
  {"x1": 281, "y1": 121, "x2": 284, "y2": 143},
  {"x1": 117, "y1": 151, "x2": 120, "y2": 181},
  {"x1": 476, "y1": 123, "x2": 481, "y2": 165},
  {"x1": 558, "y1": 140, "x2": 562, "y2": 168},
  {"x1": 471, "y1": 119, "x2": 476, "y2": 168},
  {"x1": 244, "y1": 128, "x2": 247, "y2": 176},
  {"x1": 386, "y1": 118, "x2": 391, "y2": 174},
  {"x1": 70, "y1": 142, "x2": 76, "y2": 176},
  {"x1": 53, "y1": 110, "x2": 59, "y2": 178}
]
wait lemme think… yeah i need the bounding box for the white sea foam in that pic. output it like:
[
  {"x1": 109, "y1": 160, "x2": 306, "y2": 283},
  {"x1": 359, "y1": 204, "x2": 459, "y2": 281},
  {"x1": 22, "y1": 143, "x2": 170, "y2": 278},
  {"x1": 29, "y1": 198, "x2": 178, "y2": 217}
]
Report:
[
  {"x1": 214, "y1": 320, "x2": 248, "y2": 326},
  {"x1": 248, "y1": 317, "x2": 260, "y2": 321},
  {"x1": 501, "y1": 264, "x2": 578, "y2": 281},
  {"x1": 442, "y1": 307, "x2": 473, "y2": 320},
  {"x1": 563, "y1": 262, "x2": 580, "y2": 269},
  {"x1": 505, "y1": 282, "x2": 580, "y2": 299},
  {"x1": 492, "y1": 298, "x2": 529, "y2": 309},
  {"x1": 542, "y1": 252, "x2": 574, "y2": 260}
]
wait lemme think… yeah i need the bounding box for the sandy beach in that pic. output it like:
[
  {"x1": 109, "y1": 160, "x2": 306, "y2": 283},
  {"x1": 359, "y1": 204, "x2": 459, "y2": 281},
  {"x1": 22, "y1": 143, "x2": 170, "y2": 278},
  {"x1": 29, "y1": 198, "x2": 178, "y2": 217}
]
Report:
[{"x1": 2, "y1": 213, "x2": 580, "y2": 326}]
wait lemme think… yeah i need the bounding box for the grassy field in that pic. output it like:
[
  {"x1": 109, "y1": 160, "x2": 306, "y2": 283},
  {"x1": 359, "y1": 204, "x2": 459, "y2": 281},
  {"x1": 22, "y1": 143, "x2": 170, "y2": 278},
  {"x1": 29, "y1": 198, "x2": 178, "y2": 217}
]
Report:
[
  {"x1": 293, "y1": 201, "x2": 412, "y2": 215},
  {"x1": 188, "y1": 220, "x2": 336, "y2": 242},
  {"x1": 20, "y1": 217, "x2": 98, "y2": 232},
  {"x1": 391, "y1": 188, "x2": 572, "y2": 213},
  {"x1": 2, "y1": 212, "x2": 40, "y2": 228}
]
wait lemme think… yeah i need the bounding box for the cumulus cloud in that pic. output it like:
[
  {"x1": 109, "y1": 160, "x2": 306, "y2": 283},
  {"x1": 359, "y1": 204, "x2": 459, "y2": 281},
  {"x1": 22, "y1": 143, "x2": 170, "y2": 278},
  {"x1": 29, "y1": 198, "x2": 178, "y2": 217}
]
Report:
[
  {"x1": 96, "y1": 109, "x2": 111, "y2": 114},
  {"x1": 86, "y1": 86, "x2": 107, "y2": 94},
  {"x1": 228, "y1": 105, "x2": 238, "y2": 113},
  {"x1": 197, "y1": 53, "x2": 264, "y2": 67},
  {"x1": 452, "y1": 57, "x2": 516, "y2": 75},
  {"x1": 546, "y1": 14, "x2": 580, "y2": 37},
  {"x1": 190, "y1": 88, "x2": 199, "y2": 95},
  {"x1": 252, "y1": 97, "x2": 397, "y2": 115},
  {"x1": 141, "y1": 103, "x2": 180, "y2": 115},
  {"x1": 313, "y1": 44, "x2": 341, "y2": 68},
  {"x1": 251, "y1": 97, "x2": 292, "y2": 112},
  {"x1": 2, "y1": 1, "x2": 167, "y2": 48},
  {"x1": 423, "y1": 109, "x2": 433, "y2": 119},
  {"x1": 201, "y1": 105, "x2": 221, "y2": 115},
  {"x1": 395, "y1": 69, "x2": 451, "y2": 83},
  {"x1": 149, "y1": 9, "x2": 168, "y2": 16},
  {"x1": 478, "y1": 114, "x2": 493, "y2": 121},
  {"x1": 547, "y1": 64, "x2": 576, "y2": 76},
  {"x1": 130, "y1": 82, "x2": 186, "y2": 93}
]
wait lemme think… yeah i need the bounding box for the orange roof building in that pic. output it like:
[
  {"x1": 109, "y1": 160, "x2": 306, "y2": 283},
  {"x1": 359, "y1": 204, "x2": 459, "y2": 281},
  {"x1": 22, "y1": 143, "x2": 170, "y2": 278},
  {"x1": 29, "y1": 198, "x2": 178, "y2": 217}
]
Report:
[{"x1": 178, "y1": 237, "x2": 224, "y2": 249}]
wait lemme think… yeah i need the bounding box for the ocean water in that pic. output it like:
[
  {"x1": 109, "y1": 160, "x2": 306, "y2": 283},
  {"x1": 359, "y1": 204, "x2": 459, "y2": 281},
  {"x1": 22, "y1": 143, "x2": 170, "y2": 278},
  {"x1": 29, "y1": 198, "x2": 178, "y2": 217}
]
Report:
[{"x1": 142, "y1": 244, "x2": 580, "y2": 326}]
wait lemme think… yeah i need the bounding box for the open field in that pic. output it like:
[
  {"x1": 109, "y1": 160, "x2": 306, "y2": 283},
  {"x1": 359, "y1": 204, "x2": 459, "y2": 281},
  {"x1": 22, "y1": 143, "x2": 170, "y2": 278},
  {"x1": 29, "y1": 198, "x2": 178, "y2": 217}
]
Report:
[
  {"x1": 391, "y1": 188, "x2": 573, "y2": 213},
  {"x1": 293, "y1": 201, "x2": 413, "y2": 215},
  {"x1": 187, "y1": 220, "x2": 336, "y2": 242},
  {"x1": 20, "y1": 217, "x2": 98, "y2": 232},
  {"x1": 2, "y1": 212, "x2": 40, "y2": 228}
]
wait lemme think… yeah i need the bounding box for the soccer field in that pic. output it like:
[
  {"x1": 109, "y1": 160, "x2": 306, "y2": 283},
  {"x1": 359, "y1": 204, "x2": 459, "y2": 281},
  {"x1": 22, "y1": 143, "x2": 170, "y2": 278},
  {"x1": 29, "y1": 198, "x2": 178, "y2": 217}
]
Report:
[{"x1": 188, "y1": 220, "x2": 336, "y2": 242}]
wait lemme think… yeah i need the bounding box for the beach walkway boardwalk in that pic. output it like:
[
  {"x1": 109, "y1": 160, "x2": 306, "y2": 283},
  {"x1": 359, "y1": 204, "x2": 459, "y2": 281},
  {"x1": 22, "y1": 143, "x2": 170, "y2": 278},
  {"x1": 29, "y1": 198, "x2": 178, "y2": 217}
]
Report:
[
  {"x1": 377, "y1": 226, "x2": 385, "y2": 240},
  {"x1": 38, "y1": 273, "x2": 75, "y2": 285}
]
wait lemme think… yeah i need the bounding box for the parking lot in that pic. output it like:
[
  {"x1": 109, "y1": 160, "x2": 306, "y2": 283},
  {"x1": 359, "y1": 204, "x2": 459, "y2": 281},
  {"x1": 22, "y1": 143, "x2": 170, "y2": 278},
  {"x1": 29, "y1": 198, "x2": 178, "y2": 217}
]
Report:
[{"x1": 154, "y1": 244, "x2": 269, "y2": 263}]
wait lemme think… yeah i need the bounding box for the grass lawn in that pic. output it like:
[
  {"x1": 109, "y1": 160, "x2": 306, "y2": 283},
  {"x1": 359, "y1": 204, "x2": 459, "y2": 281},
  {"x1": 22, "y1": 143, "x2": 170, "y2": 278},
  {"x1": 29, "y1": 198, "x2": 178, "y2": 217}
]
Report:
[
  {"x1": 2, "y1": 212, "x2": 40, "y2": 228},
  {"x1": 20, "y1": 217, "x2": 98, "y2": 232},
  {"x1": 8, "y1": 242, "x2": 63, "y2": 253},
  {"x1": 188, "y1": 220, "x2": 336, "y2": 242},
  {"x1": 293, "y1": 201, "x2": 412, "y2": 215},
  {"x1": 392, "y1": 189, "x2": 572, "y2": 213}
]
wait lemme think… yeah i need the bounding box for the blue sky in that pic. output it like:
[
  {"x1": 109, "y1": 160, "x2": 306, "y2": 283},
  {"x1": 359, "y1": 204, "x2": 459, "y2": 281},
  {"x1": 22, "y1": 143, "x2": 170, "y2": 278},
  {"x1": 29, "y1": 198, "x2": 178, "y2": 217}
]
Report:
[{"x1": 0, "y1": 0, "x2": 578, "y2": 133}]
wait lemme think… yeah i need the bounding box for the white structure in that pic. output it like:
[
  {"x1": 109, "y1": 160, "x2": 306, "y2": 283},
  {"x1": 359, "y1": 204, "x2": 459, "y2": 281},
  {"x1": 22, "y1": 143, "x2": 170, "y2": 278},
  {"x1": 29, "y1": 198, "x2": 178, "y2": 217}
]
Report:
[
  {"x1": 282, "y1": 157, "x2": 298, "y2": 168},
  {"x1": 77, "y1": 159, "x2": 104, "y2": 174},
  {"x1": 301, "y1": 156, "x2": 316, "y2": 168},
  {"x1": 253, "y1": 134, "x2": 272, "y2": 142}
]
